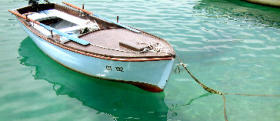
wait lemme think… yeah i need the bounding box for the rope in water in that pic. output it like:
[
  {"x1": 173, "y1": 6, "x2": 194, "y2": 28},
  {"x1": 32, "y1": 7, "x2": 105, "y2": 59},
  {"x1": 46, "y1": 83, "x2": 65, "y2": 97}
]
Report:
[
  {"x1": 178, "y1": 60, "x2": 223, "y2": 95},
  {"x1": 177, "y1": 57, "x2": 280, "y2": 121}
]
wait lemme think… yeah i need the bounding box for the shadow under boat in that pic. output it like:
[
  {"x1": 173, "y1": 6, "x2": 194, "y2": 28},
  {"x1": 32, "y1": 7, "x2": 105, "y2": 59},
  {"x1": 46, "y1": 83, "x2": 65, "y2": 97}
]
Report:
[
  {"x1": 18, "y1": 37, "x2": 168, "y2": 121},
  {"x1": 193, "y1": 0, "x2": 280, "y2": 28}
]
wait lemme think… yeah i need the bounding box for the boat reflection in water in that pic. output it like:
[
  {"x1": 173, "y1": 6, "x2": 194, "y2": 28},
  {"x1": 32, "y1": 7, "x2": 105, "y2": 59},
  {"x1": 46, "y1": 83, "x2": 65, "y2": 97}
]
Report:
[{"x1": 18, "y1": 37, "x2": 168, "y2": 121}]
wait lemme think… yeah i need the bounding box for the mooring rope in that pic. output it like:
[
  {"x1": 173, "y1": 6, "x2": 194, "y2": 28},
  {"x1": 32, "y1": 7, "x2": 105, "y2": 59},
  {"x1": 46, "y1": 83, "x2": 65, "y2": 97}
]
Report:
[
  {"x1": 178, "y1": 60, "x2": 223, "y2": 95},
  {"x1": 177, "y1": 57, "x2": 280, "y2": 121},
  {"x1": 224, "y1": 93, "x2": 280, "y2": 97},
  {"x1": 222, "y1": 95, "x2": 228, "y2": 121}
]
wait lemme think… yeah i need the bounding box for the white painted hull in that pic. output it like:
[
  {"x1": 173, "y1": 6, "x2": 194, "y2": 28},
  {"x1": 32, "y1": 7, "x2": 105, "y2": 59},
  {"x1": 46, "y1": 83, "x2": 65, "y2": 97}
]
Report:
[{"x1": 19, "y1": 22, "x2": 175, "y2": 91}]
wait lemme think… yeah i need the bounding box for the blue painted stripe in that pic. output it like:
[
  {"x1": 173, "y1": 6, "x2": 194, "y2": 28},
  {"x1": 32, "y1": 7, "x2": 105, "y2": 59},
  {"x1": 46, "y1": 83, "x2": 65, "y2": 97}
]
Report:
[
  {"x1": 93, "y1": 14, "x2": 140, "y2": 33},
  {"x1": 40, "y1": 23, "x2": 90, "y2": 45}
]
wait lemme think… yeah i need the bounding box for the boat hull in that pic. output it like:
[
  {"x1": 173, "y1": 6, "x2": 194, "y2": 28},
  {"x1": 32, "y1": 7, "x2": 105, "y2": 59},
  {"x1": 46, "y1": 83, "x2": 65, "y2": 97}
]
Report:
[{"x1": 19, "y1": 22, "x2": 175, "y2": 92}]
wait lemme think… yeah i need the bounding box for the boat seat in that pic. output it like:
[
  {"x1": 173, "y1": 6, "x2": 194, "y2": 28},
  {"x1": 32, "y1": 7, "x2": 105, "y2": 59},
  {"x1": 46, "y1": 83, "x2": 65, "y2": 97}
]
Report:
[
  {"x1": 29, "y1": 9, "x2": 100, "y2": 40},
  {"x1": 59, "y1": 26, "x2": 81, "y2": 33},
  {"x1": 59, "y1": 20, "x2": 100, "y2": 33},
  {"x1": 28, "y1": 9, "x2": 89, "y2": 25}
]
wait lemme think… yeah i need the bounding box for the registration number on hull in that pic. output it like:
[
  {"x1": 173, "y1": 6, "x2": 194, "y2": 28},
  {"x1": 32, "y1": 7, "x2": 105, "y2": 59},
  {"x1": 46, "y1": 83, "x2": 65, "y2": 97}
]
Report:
[{"x1": 106, "y1": 65, "x2": 124, "y2": 72}]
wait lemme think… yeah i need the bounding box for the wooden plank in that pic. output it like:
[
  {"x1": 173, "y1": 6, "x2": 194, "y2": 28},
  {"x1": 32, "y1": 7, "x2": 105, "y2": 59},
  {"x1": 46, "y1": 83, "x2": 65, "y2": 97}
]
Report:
[{"x1": 119, "y1": 41, "x2": 148, "y2": 51}]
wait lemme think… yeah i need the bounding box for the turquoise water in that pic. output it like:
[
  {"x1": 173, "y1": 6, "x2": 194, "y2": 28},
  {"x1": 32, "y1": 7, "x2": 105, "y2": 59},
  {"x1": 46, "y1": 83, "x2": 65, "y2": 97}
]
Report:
[{"x1": 1, "y1": 0, "x2": 280, "y2": 121}]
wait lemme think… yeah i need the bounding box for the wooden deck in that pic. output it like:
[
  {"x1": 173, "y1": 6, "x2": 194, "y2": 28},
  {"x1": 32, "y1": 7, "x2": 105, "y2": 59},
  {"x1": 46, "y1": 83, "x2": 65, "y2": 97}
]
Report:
[{"x1": 65, "y1": 28, "x2": 175, "y2": 58}]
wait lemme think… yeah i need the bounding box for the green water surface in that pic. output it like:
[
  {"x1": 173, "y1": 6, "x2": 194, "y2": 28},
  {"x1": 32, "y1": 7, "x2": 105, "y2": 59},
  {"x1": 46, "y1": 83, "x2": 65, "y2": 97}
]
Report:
[{"x1": 1, "y1": 0, "x2": 280, "y2": 121}]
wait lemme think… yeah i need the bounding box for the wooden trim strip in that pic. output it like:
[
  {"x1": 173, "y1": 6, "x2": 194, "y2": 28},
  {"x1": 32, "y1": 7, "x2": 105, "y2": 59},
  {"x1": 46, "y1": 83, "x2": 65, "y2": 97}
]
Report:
[
  {"x1": 62, "y1": 2, "x2": 93, "y2": 15},
  {"x1": 8, "y1": 10, "x2": 40, "y2": 24},
  {"x1": 61, "y1": 2, "x2": 140, "y2": 33}
]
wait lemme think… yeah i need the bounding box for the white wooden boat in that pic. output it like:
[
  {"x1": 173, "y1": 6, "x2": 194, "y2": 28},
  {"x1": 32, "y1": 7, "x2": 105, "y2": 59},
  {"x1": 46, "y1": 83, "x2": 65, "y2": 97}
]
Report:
[{"x1": 9, "y1": 2, "x2": 176, "y2": 92}]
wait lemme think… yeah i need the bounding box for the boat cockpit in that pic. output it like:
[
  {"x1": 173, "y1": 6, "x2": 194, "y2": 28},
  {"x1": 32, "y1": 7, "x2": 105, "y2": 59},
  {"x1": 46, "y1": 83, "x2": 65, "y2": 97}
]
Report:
[{"x1": 25, "y1": 9, "x2": 100, "y2": 39}]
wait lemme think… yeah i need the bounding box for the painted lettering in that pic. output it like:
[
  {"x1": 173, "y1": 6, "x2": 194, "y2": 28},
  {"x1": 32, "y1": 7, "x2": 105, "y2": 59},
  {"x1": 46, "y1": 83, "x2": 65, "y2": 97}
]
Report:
[
  {"x1": 106, "y1": 65, "x2": 112, "y2": 71},
  {"x1": 115, "y1": 67, "x2": 124, "y2": 72}
]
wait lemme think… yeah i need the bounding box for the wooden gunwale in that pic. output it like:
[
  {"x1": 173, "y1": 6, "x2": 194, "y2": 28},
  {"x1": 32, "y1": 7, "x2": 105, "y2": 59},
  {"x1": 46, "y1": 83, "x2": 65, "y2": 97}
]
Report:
[
  {"x1": 62, "y1": 2, "x2": 93, "y2": 15},
  {"x1": 64, "y1": 2, "x2": 175, "y2": 56},
  {"x1": 56, "y1": 2, "x2": 175, "y2": 56},
  {"x1": 13, "y1": 3, "x2": 175, "y2": 62}
]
